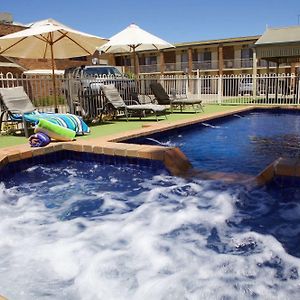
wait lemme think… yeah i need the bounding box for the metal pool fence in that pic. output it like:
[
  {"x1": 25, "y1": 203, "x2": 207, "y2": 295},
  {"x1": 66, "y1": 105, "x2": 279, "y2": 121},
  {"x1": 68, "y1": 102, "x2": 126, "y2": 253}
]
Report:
[
  {"x1": 1, "y1": 72, "x2": 300, "y2": 121},
  {"x1": 138, "y1": 73, "x2": 300, "y2": 106}
]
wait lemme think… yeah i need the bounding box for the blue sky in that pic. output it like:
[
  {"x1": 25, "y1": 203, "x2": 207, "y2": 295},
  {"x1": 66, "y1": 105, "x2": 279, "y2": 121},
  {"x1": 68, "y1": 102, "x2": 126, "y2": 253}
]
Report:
[{"x1": 1, "y1": 0, "x2": 300, "y2": 43}]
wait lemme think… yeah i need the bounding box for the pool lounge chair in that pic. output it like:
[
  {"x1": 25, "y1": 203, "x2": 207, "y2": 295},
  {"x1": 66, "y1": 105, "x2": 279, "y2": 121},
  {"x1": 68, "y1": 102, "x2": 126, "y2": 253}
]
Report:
[
  {"x1": 0, "y1": 86, "x2": 90, "y2": 137},
  {"x1": 100, "y1": 84, "x2": 167, "y2": 121},
  {"x1": 150, "y1": 82, "x2": 204, "y2": 113}
]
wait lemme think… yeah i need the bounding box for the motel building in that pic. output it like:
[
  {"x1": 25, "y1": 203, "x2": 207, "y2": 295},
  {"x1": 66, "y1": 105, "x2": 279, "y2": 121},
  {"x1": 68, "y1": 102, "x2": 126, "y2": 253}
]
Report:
[{"x1": 113, "y1": 34, "x2": 299, "y2": 77}]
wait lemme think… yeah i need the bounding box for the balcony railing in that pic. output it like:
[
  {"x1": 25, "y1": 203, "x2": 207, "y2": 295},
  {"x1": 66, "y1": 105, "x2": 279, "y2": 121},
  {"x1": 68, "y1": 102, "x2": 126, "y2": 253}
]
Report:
[
  {"x1": 120, "y1": 59, "x2": 289, "y2": 75},
  {"x1": 223, "y1": 58, "x2": 253, "y2": 69},
  {"x1": 192, "y1": 60, "x2": 218, "y2": 70},
  {"x1": 164, "y1": 62, "x2": 179, "y2": 72},
  {"x1": 223, "y1": 58, "x2": 280, "y2": 69},
  {"x1": 139, "y1": 64, "x2": 159, "y2": 73},
  {"x1": 258, "y1": 60, "x2": 278, "y2": 68},
  {"x1": 164, "y1": 62, "x2": 189, "y2": 72}
]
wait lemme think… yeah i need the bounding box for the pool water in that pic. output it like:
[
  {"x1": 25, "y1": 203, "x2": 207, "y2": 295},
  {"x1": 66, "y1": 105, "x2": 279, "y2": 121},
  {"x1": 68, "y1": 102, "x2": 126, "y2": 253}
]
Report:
[
  {"x1": 1, "y1": 159, "x2": 300, "y2": 299},
  {"x1": 126, "y1": 110, "x2": 300, "y2": 175}
]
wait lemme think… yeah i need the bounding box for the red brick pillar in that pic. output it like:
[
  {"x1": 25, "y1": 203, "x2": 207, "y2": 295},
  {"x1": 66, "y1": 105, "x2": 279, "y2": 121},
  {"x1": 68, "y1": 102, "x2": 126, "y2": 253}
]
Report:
[{"x1": 218, "y1": 44, "x2": 224, "y2": 75}]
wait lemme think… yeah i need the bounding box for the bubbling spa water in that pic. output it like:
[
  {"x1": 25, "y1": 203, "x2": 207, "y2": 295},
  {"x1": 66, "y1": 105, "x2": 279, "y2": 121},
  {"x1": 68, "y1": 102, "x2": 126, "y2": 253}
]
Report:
[{"x1": 1, "y1": 160, "x2": 300, "y2": 299}]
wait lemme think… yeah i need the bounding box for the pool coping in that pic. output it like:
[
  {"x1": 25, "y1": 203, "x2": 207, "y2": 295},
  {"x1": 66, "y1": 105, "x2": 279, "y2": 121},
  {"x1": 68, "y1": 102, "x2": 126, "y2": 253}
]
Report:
[{"x1": 1, "y1": 105, "x2": 300, "y2": 179}]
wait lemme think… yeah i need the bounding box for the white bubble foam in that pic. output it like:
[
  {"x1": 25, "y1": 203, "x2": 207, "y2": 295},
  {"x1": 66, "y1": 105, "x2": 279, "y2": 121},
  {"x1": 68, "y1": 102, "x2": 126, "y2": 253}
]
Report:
[
  {"x1": 1, "y1": 172, "x2": 300, "y2": 299},
  {"x1": 202, "y1": 122, "x2": 220, "y2": 129}
]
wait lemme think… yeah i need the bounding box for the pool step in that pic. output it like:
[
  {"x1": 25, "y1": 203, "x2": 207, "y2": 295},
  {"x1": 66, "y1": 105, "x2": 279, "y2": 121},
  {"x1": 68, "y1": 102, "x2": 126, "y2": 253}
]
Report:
[{"x1": 256, "y1": 157, "x2": 300, "y2": 186}]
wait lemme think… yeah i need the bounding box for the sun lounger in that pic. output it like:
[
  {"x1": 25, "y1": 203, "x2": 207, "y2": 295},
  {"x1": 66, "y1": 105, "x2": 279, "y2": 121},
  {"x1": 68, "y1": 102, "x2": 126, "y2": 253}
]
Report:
[
  {"x1": 150, "y1": 82, "x2": 204, "y2": 112},
  {"x1": 101, "y1": 84, "x2": 167, "y2": 121},
  {"x1": 0, "y1": 86, "x2": 90, "y2": 137}
]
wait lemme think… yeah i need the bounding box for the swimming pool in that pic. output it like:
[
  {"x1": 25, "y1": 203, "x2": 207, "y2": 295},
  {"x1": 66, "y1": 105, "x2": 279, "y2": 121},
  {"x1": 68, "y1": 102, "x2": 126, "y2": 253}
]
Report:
[
  {"x1": 125, "y1": 109, "x2": 300, "y2": 175},
  {"x1": 1, "y1": 151, "x2": 300, "y2": 299}
]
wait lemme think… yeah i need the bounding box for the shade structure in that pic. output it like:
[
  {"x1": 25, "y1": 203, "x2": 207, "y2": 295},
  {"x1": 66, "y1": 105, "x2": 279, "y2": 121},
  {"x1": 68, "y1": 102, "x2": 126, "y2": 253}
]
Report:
[
  {"x1": 99, "y1": 23, "x2": 174, "y2": 74},
  {"x1": 254, "y1": 26, "x2": 300, "y2": 64},
  {"x1": 0, "y1": 18, "x2": 108, "y2": 111}
]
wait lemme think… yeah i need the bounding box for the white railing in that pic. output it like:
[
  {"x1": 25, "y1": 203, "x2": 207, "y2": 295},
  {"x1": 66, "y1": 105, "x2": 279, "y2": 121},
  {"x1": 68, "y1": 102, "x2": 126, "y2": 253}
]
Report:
[
  {"x1": 1, "y1": 72, "x2": 300, "y2": 122},
  {"x1": 139, "y1": 73, "x2": 300, "y2": 106}
]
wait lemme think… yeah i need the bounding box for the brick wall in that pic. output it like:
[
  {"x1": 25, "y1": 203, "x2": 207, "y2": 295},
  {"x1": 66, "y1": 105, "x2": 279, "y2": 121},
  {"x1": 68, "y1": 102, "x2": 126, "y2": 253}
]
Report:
[{"x1": 0, "y1": 23, "x2": 27, "y2": 36}]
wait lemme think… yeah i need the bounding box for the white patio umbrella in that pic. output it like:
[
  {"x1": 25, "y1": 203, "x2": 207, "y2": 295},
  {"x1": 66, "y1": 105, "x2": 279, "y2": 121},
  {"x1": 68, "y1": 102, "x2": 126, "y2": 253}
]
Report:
[
  {"x1": 99, "y1": 23, "x2": 174, "y2": 75},
  {"x1": 0, "y1": 18, "x2": 108, "y2": 111}
]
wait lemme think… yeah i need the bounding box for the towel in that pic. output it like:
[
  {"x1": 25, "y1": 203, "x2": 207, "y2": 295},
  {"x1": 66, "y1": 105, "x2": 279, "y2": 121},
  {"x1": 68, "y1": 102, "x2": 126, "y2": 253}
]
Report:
[
  {"x1": 28, "y1": 132, "x2": 51, "y2": 147},
  {"x1": 11, "y1": 112, "x2": 90, "y2": 135}
]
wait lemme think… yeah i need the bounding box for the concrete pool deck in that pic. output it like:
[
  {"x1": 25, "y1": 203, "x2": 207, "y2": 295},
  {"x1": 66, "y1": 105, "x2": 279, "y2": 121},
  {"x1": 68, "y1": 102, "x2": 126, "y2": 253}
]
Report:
[{"x1": 1, "y1": 105, "x2": 300, "y2": 183}]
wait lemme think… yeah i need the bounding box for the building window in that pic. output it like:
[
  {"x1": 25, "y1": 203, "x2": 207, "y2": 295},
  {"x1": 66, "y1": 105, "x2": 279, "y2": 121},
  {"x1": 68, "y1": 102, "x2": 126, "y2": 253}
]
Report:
[
  {"x1": 124, "y1": 56, "x2": 131, "y2": 66},
  {"x1": 197, "y1": 51, "x2": 212, "y2": 69},
  {"x1": 181, "y1": 51, "x2": 188, "y2": 63},
  {"x1": 241, "y1": 47, "x2": 253, "y2": 59},
  {"x1": 203, "y1": 51, "x2": 211, "y2": 61},
  {"x1": 145, "y1": 55, "x2": 157, "y2": 65},
  {"x1": 241, "y1": 47, "x2": 253, "y2": 68},
  {"x1": 115, "y1": 56, "x2": 131, "y2": 66},
  {"x1": 192, "y1": 50, "x2": 198, "y2": 61},
  {"x1": 198, "y1": 51, "x2": 211, "y2": 61}
]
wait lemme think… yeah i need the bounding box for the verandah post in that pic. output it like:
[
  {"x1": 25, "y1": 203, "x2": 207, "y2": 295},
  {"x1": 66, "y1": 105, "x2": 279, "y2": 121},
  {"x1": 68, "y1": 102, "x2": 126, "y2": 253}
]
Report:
[
  {"x1": 252, "y1": 48, "x2": 257, "y2": 100},
  {"x1": 217, "y1": 75, "x2": 222, "y2": 104}
]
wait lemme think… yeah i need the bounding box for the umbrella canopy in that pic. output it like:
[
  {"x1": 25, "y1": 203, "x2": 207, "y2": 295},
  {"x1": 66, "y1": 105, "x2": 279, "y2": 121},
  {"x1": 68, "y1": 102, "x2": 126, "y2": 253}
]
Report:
[
  {"x1": 100, "y1": 23, "x2": 174, "y2": 53},
  {"x1": 0, "y1": 18, "x2": 108, "y2": 111},
  {"x1": 0, "y1": 18, "x2": 108, "y2": 59},
  {"x1": 99, "y1": 23, "x2": 174, "y2": 74}
]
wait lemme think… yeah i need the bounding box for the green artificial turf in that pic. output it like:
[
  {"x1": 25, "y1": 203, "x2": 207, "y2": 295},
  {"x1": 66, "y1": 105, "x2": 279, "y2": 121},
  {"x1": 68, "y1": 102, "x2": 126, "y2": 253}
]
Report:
[{"x1": 0, "y1": 105, "x2": 244, "y2": 148}]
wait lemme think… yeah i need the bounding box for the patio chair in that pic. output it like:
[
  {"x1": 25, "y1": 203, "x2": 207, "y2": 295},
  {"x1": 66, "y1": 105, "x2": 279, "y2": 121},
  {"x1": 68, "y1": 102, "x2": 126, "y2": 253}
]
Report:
[
  {"x1": 0, "y1": 86, "x2": 90, "y2": 137},
  {"x1": 100, "y1": 84, "x2": 167, "y2": 121},
  {"x1": 0, "y1": 86, "x2": 37, "y2": 137},
  {"x1": 150, "y1": 82, "x2": 204, "y2": 113}
]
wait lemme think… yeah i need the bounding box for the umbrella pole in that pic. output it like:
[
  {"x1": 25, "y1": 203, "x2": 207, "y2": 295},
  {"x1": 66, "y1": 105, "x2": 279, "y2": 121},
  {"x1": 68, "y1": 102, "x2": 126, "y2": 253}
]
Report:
[
  {"x1": 50, "y1": 42, "x2": 58, "y2": 113},
  {"x1": 132, "y1": 46, "x2": 140, "y2": 93}
]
